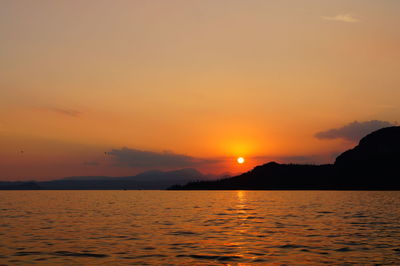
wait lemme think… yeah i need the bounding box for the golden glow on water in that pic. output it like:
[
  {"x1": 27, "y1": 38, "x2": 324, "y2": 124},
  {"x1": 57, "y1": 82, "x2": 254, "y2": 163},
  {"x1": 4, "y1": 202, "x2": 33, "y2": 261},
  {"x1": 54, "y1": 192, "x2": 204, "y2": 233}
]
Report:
[{"x1": 0, "y1": 191, "x2": 400, "y2": 265}]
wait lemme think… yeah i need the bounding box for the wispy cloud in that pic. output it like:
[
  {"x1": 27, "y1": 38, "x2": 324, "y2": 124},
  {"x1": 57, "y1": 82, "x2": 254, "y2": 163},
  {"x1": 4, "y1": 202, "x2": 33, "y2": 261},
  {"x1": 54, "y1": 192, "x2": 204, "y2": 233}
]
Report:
[
  {"x1": 322, "y1": 14, "x2": 360, "y2": 23},
  {"x1": 83, "y1": 161, "x2": 100, "y2": 166},
  {"x1": 37, "y1": 106, "x2": 82, "y2": 117},
  {"x1": 108, "y1": 148, "x2": 219, "y2": 168},
  {"x1": 315, "y1": 120, "x2": 396, "y2": 142}
]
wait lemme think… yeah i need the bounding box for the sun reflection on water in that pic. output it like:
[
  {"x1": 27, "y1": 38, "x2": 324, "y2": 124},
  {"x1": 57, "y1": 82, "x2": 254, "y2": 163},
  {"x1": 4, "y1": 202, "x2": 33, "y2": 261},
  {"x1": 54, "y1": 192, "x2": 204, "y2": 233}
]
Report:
[{"x1": 1, "y1": 191, "x2": 399, "y2": 265}]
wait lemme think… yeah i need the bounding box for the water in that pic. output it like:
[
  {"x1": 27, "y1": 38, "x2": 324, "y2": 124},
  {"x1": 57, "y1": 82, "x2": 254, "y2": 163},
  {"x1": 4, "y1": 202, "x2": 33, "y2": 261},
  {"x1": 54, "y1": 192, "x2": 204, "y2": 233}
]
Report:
[{"x1": 1, "y1": 191, "x2": 400, "y2": 265}]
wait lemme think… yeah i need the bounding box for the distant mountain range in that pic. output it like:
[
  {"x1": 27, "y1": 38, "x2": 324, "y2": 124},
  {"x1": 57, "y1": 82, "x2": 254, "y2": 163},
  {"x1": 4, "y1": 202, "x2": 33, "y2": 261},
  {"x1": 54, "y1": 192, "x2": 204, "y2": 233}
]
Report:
[
  {"x1": 171, "y1": 126, "x2": 400, "y2": 190},
  {"x1": 0, "y1": 168, "x2": 225, "y2": 190},
  {"x1": 2, "y1": 127, "x2": 399, "y2": 190}
]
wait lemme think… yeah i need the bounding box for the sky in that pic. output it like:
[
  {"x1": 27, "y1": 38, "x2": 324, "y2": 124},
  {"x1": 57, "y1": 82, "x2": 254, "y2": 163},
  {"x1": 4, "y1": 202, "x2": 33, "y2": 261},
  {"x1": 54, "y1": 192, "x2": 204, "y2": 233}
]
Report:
[{"x1": 1, "y1": 0, "x2": 399, "y2": 180}]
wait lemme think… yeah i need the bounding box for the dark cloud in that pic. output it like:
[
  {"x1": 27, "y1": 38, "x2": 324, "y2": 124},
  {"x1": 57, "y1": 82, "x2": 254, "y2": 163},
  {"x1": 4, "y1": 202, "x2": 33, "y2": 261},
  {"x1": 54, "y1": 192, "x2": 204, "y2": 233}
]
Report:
[
  {"x1": 37, "y1": 106, "x2": 81, "y2": 117},
  {"x1": 315, "y1": 120, "x2": 396, "y2": 142},
  {"x1": 108, "y1": 148, "x2": 219, "y2": 168}
]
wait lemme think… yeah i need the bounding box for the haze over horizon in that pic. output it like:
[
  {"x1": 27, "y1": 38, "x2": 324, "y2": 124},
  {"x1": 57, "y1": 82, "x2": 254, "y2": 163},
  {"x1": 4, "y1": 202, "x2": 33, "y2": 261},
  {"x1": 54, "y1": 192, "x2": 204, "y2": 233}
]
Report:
[{"x1": 1, "y1": 0, "x2": 399, "y2": 180}]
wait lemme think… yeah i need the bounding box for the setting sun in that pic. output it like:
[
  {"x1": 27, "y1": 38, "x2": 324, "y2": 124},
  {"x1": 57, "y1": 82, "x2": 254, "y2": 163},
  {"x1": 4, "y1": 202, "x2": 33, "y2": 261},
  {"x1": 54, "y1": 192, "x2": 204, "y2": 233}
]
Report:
[
  {"x1": 1, "y1": 1, "x2": 400, "y2": 265},
  {"x1": 237, "y1": 157, "x2": 245, "y2": 164}
]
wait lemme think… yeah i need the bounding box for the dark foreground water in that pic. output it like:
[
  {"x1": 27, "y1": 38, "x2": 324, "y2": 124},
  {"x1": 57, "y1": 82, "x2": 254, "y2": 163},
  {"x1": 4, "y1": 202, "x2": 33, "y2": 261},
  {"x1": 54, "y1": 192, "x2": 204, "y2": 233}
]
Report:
[{"x1": 1, "y1": 191, "x2": 400, "y2": 265}]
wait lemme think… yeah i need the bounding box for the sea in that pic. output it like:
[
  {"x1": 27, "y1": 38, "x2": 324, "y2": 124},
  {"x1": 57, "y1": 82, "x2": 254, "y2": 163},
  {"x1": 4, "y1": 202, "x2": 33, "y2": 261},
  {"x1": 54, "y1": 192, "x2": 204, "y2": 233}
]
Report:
[{"x1": 1, "y1": 191, "x2": 399, "y2": 265}]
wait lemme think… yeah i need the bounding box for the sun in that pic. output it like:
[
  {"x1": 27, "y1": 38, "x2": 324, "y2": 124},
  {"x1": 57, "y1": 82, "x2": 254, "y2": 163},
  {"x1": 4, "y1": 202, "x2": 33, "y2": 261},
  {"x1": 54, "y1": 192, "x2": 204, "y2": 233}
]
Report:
[{"x1": 237, "y1": 157, "x2": 245, "y2": 164}]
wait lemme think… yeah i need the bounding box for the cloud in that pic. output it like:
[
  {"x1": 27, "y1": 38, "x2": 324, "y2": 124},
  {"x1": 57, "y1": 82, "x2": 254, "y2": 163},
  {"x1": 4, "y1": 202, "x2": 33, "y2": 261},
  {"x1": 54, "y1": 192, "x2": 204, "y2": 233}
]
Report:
[
  {"x1": 37, "y1": 106, "x2": 81, "y2": 117},
  {"x1": 108, "y1": 148, "x2": 219, "y2": 168},
  {"x1": 315, "y1": 120, "x2": 396, "y2": 142},
  {"x1": 322, "y1": 14, "x2": 360, "y2": 23}
]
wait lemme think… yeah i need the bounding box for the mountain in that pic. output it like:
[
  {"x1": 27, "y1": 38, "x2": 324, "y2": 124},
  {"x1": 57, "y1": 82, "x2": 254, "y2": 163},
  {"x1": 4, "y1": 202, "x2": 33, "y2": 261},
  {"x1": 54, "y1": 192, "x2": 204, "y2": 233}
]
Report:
[
  {"x1": 120, "y1": 168, "x2": 204, "y2": 182},
  {"x1": 335, "y1": 126, "x2": 400, "y2": 168},
  {"x1": 0, "y1": 168, "x2": 205, "y2": 190},
  {"x1": 59, "y1": 168, "x2": 203, "y2": 182},
  {"x1": 172, "y1": 126, "x2": 400, "y2": 190},
  {"x1": 169, "y1": 162, "x2": 335, "y2": 190},
  {"x1": 2, "y1": 127, "x2": 399, "y2": 190}
]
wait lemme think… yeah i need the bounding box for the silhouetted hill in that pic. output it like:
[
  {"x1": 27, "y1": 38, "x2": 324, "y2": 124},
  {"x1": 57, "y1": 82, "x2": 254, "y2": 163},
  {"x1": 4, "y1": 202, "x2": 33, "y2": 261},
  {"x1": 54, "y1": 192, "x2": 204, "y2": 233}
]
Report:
[
  {"x1": 335, "y1": 126, "x2": 400, "y2": 167},
  {"x1": 0, "y1": 168, "x2": 205, "y2": 190},
  {"x1": 170, "y1": 162, "x2": 335, "y2": 190},
  {"x1": 3, "y1": 127, "x2": 399, "y2": 190},
  {"x1": 172, "y1": 126, "x2": 400, "y2": 190},
  {"x1": 333, "y1": 126, "x2": 400, "y2": 188},
  {"x1": 0, "y1": 181, "x2": 41, "y2": 190},
  {"x1": 59, "y1": 168, "x2": 204, "y2": 182},
  {"x1": 120, "y1": 168, "x2": 203, "y2": 182}
]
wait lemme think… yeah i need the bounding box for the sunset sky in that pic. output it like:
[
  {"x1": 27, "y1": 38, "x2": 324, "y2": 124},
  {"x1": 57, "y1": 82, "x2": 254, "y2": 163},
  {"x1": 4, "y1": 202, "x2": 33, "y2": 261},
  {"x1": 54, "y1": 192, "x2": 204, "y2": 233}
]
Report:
[{"x1": 1, "y1": 0, "x2": 399, "y2": 180}]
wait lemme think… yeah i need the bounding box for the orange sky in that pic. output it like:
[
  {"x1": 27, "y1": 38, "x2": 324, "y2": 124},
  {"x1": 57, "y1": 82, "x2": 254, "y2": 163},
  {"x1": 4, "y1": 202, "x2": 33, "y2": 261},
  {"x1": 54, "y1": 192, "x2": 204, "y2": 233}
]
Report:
[{"x1": 1, "y1": 1, "x2": 399, "y2": 180}]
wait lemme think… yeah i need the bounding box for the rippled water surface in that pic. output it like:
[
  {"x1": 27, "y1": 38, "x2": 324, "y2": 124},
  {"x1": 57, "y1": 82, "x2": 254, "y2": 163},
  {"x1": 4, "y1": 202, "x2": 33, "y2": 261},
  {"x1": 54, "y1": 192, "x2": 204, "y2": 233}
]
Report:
[{"x1": 1, "y1": 191, "x2": 400, "y2": 265}]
